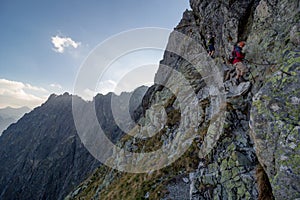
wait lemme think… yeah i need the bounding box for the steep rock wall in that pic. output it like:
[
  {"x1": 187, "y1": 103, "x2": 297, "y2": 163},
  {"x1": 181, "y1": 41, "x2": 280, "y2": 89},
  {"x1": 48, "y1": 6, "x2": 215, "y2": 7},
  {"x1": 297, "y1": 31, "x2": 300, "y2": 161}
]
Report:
[{"x1": 67, "y1": 0, "x2": 299, "y2": 199}]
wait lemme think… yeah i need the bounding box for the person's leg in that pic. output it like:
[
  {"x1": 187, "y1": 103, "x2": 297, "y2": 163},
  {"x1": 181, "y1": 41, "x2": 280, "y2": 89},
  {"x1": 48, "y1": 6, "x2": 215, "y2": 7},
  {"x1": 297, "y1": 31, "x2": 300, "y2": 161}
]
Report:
[
  {"x1": 234, "y1": 64, "x2": 240, "y2": 85},
  {"x1": 210, "y1": 45, "x2": 215, "y2": 57},
  {"x1": 208, "y1": 45, "x2": 215, "y2": 57},
  {"x1": 235, "y1": 63, "x2": 242, "y2": 79},
  {"x1": 239, "y1": 63, "x2": 248, "y2": 81}
]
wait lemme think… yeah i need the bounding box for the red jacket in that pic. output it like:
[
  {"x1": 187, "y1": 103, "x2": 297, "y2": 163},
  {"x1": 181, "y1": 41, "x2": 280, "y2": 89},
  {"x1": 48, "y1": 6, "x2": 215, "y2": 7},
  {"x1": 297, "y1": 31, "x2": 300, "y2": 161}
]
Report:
[{"x1": 233, "y1": 46, "x2": 245, "y2": 64}]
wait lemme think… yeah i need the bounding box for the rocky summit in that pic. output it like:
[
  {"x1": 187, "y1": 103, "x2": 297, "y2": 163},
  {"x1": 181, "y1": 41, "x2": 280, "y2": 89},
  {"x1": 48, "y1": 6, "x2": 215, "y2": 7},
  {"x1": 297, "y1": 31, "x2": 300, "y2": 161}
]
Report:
[{"x1": 67, "y1": 0, "x2": 299, "y2": 199}]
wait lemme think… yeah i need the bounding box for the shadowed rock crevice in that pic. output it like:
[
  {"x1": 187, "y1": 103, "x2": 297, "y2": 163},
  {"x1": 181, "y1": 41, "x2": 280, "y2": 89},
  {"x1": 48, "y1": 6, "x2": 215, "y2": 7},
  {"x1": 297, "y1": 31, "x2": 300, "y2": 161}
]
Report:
[
  {"x1": 256, "y1": 163, "x2": 274, "y2": 200},
  {"x1": 237, "y1": 0, "x2": 260, "y2": 41}
]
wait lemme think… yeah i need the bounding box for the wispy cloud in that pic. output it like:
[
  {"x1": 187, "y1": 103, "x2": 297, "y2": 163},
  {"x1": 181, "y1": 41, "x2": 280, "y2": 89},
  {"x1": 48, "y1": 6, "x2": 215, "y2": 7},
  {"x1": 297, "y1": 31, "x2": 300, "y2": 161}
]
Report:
[
  {"x1": 80, "y1": 80, "x2": 117, "y2": 100},
  {"x1": 0, "y1": 79, "x2": 49, "y2": 109},
  {"x1": 97, "y1": 80, "x2": 117, "y2": 95},
  {"x1": 24, "y1": 83, "x2": 48, "y2": 92},
  {"x1": 50, "y1": 83, "x2": 63, "y2": 90},
  {"x1": 51, "y1": 35, "x2": 81, "y2": 53}
]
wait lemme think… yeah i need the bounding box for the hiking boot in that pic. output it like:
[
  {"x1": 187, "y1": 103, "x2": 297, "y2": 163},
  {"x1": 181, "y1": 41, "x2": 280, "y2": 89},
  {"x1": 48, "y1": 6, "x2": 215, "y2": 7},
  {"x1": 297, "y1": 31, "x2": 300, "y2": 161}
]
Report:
[
  {"x1": 238, "y1": 76, "x2": 247, "y2": 83},
  {"x1": 235, "y1": 78, "x2": 240, "y2": 85}
]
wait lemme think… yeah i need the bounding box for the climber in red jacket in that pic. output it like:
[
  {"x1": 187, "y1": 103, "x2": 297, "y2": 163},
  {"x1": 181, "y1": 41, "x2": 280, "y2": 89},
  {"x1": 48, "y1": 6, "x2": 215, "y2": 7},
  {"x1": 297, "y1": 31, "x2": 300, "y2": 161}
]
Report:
[{"x1": 233, "y1": 41, "x2": 248, "y2": 84}]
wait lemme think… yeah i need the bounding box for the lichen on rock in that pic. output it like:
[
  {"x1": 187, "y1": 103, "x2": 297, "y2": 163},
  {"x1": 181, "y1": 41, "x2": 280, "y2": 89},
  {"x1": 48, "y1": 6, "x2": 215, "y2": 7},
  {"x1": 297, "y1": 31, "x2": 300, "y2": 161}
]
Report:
[{"x1": 250, "y1": 49, "x2": 300, "y2": 199}]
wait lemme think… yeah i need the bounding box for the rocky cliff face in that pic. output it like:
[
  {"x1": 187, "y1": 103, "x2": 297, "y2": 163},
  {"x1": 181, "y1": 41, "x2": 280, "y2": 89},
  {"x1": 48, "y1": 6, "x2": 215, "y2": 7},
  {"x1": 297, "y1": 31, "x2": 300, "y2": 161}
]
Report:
[
  {"x1": 250, "y1": 49, "x2": 300, "y2": 199},
  {"x1": 0, "y1": 86, "x2": 147, "y2": 200},
  {"x1": 67, "y1": 0, "x2": 299, "y2": 199}
]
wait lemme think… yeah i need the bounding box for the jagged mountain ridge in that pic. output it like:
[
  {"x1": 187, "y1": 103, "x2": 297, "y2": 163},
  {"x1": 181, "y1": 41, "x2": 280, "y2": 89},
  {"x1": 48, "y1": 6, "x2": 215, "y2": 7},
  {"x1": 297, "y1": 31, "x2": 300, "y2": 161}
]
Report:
[
  {"x1": 68, "y1": 0, "x2": 299, "y2": 199},
  {"x1": 0, "y1": 86, "x2": 148, "y2": 200}
]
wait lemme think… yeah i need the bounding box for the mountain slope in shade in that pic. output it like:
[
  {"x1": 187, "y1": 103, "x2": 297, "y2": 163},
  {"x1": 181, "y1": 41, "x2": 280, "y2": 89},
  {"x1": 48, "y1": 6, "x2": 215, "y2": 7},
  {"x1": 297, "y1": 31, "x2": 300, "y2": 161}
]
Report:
[{"x1": 0, "y1": 86, "x2": 148, "y2": 200}]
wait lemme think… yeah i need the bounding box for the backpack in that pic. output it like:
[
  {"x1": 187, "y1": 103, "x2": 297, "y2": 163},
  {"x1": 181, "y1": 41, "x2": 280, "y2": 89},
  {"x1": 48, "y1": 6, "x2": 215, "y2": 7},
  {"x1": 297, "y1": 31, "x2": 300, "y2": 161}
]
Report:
[{"x1": 228, "y1": 46, "x2": 237, "y2": 64}]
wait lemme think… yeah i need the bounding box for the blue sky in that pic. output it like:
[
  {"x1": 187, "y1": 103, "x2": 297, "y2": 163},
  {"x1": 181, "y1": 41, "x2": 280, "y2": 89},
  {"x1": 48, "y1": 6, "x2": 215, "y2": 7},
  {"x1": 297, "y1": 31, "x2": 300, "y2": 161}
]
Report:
[{"x1": 0, "y1": 0, "x2": 190, "y2": 108}]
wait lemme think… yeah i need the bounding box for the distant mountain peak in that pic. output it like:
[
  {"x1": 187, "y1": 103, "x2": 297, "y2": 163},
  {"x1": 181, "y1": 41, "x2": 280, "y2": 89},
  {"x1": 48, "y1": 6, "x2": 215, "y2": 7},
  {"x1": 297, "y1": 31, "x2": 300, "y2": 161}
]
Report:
[
  {"x1": 0, "y1": 85, "x2": 149, "y2": 199},
  {"x1": 0, "y1": 106, "x2": 31, "y2": 135}
]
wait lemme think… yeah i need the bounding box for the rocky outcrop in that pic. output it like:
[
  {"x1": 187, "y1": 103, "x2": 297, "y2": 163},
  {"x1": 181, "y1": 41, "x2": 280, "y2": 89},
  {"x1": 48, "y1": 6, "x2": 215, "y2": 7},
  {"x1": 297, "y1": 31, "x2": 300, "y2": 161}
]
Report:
[
  {"x1": 0, "y1": 87, "x2": 147, "y2": 200},
  {"x1": 65, "y1": 0, "x2": 300, "y2": 199},
  {"x1": 250, "y1": 49, "x2": 300, "y2": 199},
  {"x1": 189, "y1": 0, "x2": 260, "y2": 57},
  {"x1": 248, "y1": 0, "x2": 300, "y2": 199}
]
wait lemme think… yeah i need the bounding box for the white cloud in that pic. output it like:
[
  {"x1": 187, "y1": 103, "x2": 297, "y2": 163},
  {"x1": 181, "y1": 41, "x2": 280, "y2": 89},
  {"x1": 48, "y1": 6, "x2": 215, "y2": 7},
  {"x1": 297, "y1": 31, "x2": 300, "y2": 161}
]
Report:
[
  {"x1": 0, "y1": 79, "x2": 49, "y2": 109},
  {"x1": 96, "y1": 80, "x2": 117, "y2": 95},
  {"x1": 51, "y1": 35, "x2": 81, "y2": 53},
  {"x1": 79, "y1": 80, "x2": 118, "y2": 100},
  {"x1": 24, "y1": 83, "x2": 48, "y2": 92},
  {"x1": 50, "y1": 83, "x2": 63, "y2": 90},
  {"x1": 82, "y1": 88, "x2": 96, "y2": 100}
]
